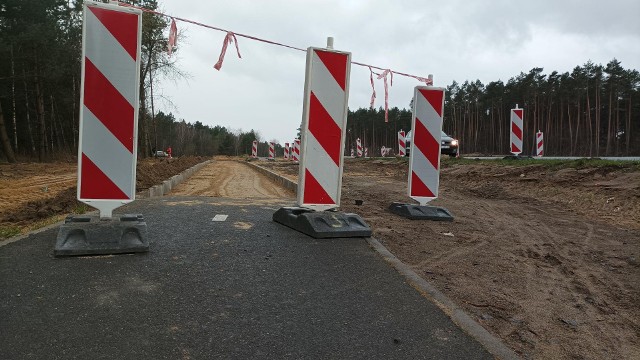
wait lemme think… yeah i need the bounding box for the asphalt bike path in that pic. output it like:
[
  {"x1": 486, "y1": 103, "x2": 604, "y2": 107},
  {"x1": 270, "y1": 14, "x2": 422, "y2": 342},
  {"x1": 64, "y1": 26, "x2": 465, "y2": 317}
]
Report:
[{"x1": 1, "y1": 196, "x2": 492, "y2": 359}]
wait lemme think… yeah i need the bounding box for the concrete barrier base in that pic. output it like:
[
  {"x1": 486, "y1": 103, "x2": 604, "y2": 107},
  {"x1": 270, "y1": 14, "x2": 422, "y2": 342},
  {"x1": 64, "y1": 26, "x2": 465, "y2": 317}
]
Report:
[
  {"x1": 389, "y1": 202, "x2": 454, "y2": 221},
  {"x1": 273, "y1": 207, "x2": 372, "y2": 239},
  {"x1": 54, "y1": 214, "x2": 148, "y2": 257}
]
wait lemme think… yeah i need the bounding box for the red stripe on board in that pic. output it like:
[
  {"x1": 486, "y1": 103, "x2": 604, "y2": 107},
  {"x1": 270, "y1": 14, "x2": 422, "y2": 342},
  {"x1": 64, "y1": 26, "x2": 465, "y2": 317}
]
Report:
[
  {"x1": 80, "y1": 153, "x2": 129, "y2": 200},
  {"x1": 418, "y1": 88, "x2": 444, "y2": 117},
  {"x1": 513, "y1": 109, "x2": 523, "y2": 120},
  {"x1": 303, "y1": 169, "x2": 335, "y2": 204},
  {"x1": 411, "y1": 171, "x2": 435, "y2": 197},
  {"x1": 511, "y1": 121, "x2": 522, "y2": 141},
  {"x1": 538, "y1": 141, "x2": 543, "y2": 149},
  {"x1": 511, "y1": 143, "x2": 521, "y2": 153},
  {"x1": 314, "y1": 49, "x2": 347, "y2": 91},
  {"x1": 84, "y1": 58, "x2": 135, "y2": 153},
  {"x1": 88, "y1": 6, "x2": 139, "y2": 60},
  {"x1": 309, "y1": 92, "x2": 342, "y2": 166},
  {"x1": 413, "y1": 118, "x2": 440, "y2": 170}
]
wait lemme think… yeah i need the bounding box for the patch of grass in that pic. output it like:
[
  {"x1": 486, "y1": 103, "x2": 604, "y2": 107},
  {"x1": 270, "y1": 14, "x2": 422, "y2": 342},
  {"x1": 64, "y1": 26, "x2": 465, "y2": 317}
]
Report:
[
  {"x1": 443, "y1": 156, "x2": 640, "y2": 170},
  {"x1": 22, "y1": 214, "x2": 67, "y2": 234},
  {"x1": 0, "y1": 226, "x2": 21, "y2": 240},
  {"x1": 74, "y1": 203, "x2": 88, "y2": 214}
]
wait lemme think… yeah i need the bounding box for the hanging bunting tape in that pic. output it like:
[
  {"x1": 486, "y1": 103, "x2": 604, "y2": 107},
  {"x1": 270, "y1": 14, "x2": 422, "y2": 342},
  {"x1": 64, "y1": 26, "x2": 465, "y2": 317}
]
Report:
[
  {"x1": 376, "y1": 69, "x2": 393, "y2": 123},
  {"x1": 167, "y1": 18, "x2": 177, "y2": 55},
  {"x1": 114, "y1": 1, "x2": 433, "y2": 105},
  {"x1": 214, "y1": 32, "x2": 242, "y2": 70},
  {"x1": 368, "y1": 66, "x2": 376, "y2": 109}
]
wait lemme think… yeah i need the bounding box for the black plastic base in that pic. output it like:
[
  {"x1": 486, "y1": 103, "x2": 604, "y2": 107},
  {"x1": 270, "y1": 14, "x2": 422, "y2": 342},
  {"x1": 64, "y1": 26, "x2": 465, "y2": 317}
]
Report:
[
  {"x1": 54, "y1": 214, "x2": 149, "y2": 257},
  {"x1": 389, "y1": 202, "x2": 454, "y2": 221},
  {"x1": 273, "y1": 207, "x2": 372, "y2": 239}
]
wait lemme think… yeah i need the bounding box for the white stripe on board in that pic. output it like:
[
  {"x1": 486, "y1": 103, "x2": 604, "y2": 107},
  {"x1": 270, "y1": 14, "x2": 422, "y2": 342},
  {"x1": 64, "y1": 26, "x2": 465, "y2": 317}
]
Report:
[
  {"x1": 411, "y1": 144, "x2": 439, "y2": 199},
  {"x1": 81, "y1": 106, "x2": 135, "y2": 198},
  {"x1": 310, "y1": 52, "x2": 346, "y2": 128},
  {"x1": 304, "y1": 132, "x2": 340, "y2": 204},
  {"x1": 85, "y1": 9, "x2": 137, "y2": 106}
]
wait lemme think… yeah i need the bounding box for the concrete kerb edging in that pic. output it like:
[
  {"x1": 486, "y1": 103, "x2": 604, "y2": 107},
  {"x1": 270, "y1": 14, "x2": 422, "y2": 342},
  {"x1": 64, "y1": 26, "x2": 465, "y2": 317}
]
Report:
[
  {"x1": 367, "y1": 238, "x2": 521, "y2": 360},
  {"x1": 245, "y1": 161, "x2": 298, "y2": 195},
  {"x1": 248, "y1": 161, "x2": 520, "y2": 360},
  {"x1": 142, "y1": 159, "x2": 212, "y2": 198}
]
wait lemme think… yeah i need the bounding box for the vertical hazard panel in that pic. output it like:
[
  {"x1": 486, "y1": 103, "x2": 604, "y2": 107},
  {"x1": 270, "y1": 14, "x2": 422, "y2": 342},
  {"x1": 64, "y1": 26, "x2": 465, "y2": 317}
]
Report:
[
  {"x1": 408, "y1": 86, "x2": 445, "y2": 205},
  {"x1": 298, "y1": 48, "x2": 351, "y2": 211},
  {"x1": 78, "y1": 1, "x2": 141, "y2": 205},
  {"x1": 398, "y1": 130, "x2": 406, "y2": 157},
  {"x1": 510, "y1": 108, "x2": 524, "y2": 155},
  {"x1": 536, "y1": 131, "x2": 544, "y2": 157}
]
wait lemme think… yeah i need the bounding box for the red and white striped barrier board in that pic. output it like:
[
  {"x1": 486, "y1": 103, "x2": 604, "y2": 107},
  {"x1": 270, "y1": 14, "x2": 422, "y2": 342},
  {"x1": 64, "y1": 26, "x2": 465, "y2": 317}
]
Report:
[
  {"x1": 381, "y1": 146, "x2": 389, "y2": 157},
  {"x1": 356, "y1": 138, "x2": 363, "y2": 157},
  {"x1": 364, "y1": 147, "x2": 368, "y2": 158},
  {"x1": 297, "y1": 47, "x2": 351, "y2": 211},
  {"x1": 252, "y1": 140, "x2": 257, "y2": 158},
  {"x1": 408, "y1": 86, "x2": 445, "y2": 205},
  {"x1": 293, "y1": 138, "x2": 300, "y2": 162},
  {"x1": 269, "y1": 142, "x2": 275, "y2": 160},
  {"x1": 290, "y1": 140, "x2": 295, "y2": 161},
  {"x1": 398, "y1": 130, "x2": 406, "y2": 157},
  {"x1": 284, "y1": 142, "x2": 290, "y2": 159},
  {"x1": 77, "y1": 1, "x2": 142, "y2": 218},
  {"x1": 510, "y1": 107, "x2": 524, "y2": 155},
  {"x1": 536, "y1": 131, "x2": 544, "y2": 157}
]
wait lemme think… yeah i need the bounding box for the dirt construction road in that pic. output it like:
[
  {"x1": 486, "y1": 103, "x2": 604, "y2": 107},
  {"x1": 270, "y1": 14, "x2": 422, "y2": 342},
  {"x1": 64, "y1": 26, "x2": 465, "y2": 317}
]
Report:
[{"x1": 170, "y1": 160, "x2": 293, "y2": 199}]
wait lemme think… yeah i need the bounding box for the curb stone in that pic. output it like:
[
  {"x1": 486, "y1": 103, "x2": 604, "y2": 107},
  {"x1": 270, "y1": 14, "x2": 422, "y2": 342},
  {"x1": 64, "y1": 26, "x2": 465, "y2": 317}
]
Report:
[{"x1": 245, "y1": 161, "x2": 298, "y2": 194}]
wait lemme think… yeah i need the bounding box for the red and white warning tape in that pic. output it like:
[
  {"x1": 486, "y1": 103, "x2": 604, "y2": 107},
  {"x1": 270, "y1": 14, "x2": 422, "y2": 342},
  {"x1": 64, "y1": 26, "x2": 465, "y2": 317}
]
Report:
[{"x1": 114, "y1": 1, "x2": 432, "y2": 111}]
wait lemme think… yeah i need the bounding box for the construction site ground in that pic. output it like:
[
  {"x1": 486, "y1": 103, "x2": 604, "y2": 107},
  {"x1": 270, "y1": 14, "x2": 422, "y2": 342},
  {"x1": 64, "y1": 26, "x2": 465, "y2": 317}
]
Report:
[{"x1": 1, "y1": 156, "x2": 639, "y2": 359}]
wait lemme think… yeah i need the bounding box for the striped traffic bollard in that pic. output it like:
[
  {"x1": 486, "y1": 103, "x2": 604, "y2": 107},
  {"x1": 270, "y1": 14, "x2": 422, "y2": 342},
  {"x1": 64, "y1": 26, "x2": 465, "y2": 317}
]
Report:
[
  {"x1": 290, "y1": 140, "x2": 295, "y2": 161},
  {"x1": 55, "y1": 1, "x2": 148, "y2": 256},
  {"x1": 364, "y1": 147, "x2": 368, "y2": 158},
  {"x1": 409, "y1": 86, "x2": 444, "y2": 204},
  {"x1": 269, "y1": 142, "x2": 275, "y2": 160},
  {"x1": 356, "y1": 138, "x2": 363, "y2": 157},
  {"x1": 511, "y1": 106, "x2": 524, "y2": 155},
  {"x1": 252, "y1": 140, "x2": 258, "y2": 158},
  {"x1": 284, "y1": 142, "x2": 290, "y2": 160},
  {"x1": 536, "y1": 131, "x2": 544, "y2": 157},
  {"x1": 273, "y1": 39, "x2": 371, "y2": 238},
  {"x1": 297, "y1": 45, "x2": 350, "y2": 210},
  {"x1": 350, "y1": 148, "x2": 354, "y2": 158},
  {"x1": 398, "y1": 130, "x2": 406, "y2": 157},
  {"x1": 77, "y1": 1, "x2": 142, "y2": 218},
  {"x1": 292, "y1": 139, "x2": 300, "y2": 161},
  {"x1": 389, "y1": 85, "x2": 453, "y2": 221}
]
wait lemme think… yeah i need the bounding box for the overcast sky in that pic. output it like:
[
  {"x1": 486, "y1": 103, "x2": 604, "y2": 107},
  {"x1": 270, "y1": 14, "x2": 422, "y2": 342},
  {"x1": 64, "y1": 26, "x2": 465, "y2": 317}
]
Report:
[{"x1": 154, "y1": 0, "x2": 640, "y2": 144}]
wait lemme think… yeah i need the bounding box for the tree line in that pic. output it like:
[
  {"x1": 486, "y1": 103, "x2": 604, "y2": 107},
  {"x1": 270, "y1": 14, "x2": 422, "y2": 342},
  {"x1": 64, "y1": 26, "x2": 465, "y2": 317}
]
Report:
[
  {"x1": 1, "y1": 1, "x2": 637, "y2": 162},
  {"x1": 0, "y1": 0, "x2": 268, "y2": 162},
  {"x1": 347, "y1": 60, "x2": 639, "y2": 157}
]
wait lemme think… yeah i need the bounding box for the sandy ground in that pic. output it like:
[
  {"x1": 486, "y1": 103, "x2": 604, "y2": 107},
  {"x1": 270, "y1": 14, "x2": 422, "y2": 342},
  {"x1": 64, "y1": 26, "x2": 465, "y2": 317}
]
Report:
[
  {"x1": 169, "y1": 159, "x2": 293, "y2": 199},
  {"x1": 2, "y1": 156, "x2": 638, "y2": 359},
  {"x1": 0, "y1": 156, "x2": 206, "y2": 229}
]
